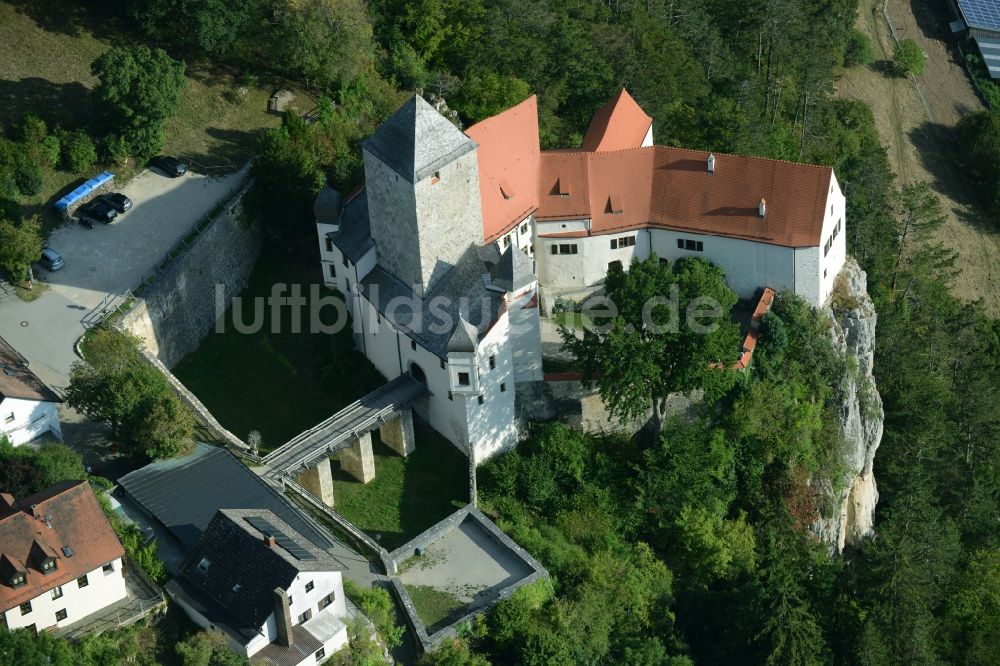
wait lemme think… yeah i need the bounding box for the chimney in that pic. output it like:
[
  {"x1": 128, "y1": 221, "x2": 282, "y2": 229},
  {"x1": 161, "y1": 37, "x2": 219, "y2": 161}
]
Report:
[
  {"x1": 758, "y1": 198, "x2": 766, "y2": 218},
  {"x1": 707, "y1": 153, "x2": 716, "y2": 174},
  {"x1": 273, "y1": 588, "x2": 294, "y2": 647}
]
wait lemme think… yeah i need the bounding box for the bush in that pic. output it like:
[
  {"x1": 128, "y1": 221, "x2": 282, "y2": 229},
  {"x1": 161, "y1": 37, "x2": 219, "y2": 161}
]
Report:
[
  {"x1": 843, "y1": 29, "x2": 872, "y2": 67},
  {"x1": 62, "y1": 129, "x2": 97, "y2": 172},
  {"x1": 14, "y1": 160, "x2": 43, "y2": 196},
  {"x1": 893, "y1": 39, "x2": 926, "y2": 76},
  {"x1": 40, "y1": 135, "x2": 61, "y2": 167}
]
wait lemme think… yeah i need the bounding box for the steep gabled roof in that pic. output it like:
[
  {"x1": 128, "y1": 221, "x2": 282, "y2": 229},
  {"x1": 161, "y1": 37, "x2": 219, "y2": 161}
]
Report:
[
  {"x1": 537, "y1": 146, "x2": 833, "y2": 248},
  {"x1": 464, "y1": 96, "x2": 541, "y2": 242},
  {"x1": 0, "y1": 336, "x2": 60, "y2": 404},
  {"x1": 0, "y1": 481, "x2": 124, "y2": 613},
  {"x1": 179, "y1": 509, "x2": 340, "y2": 632},
  {"x1": 581, "y1": 89, "x2": 653, "y2": 152},
  {"x1": 363, "y1": 95, "x2": 477, "y2": 182}
]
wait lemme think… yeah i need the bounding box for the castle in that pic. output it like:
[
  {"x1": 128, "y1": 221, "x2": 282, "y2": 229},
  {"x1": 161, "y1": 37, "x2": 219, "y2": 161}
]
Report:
[{"x1": 315, "y1": 90, "x2": 848, "y2": 460}]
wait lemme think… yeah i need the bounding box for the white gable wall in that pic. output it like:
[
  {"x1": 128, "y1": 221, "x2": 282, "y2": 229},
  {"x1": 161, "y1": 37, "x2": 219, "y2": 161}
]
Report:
[
  {"x1": 1, "y1": 397, "x2": 61, "y2": 446},
  {"x1": 464, "y1": 312, "x2": 518, "y2": 460},
  {"x1": 2, "y1": 558, "x2": 125, "y2": 632}
]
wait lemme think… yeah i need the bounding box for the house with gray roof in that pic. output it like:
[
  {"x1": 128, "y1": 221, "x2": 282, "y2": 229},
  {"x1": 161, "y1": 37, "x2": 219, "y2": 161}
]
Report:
[{"x1": 165, "y1": 508, "x2": 349, "y2": 666}]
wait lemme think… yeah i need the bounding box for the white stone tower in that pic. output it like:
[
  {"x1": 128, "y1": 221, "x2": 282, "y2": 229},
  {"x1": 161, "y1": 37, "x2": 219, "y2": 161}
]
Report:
[{"x1": 362, "y1": 95, "x2": 485, "y2": 294}]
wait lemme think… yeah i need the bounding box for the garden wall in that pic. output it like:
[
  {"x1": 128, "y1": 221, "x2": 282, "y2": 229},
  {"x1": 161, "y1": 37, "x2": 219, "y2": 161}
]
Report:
[{"x1": 119, "y1": 199, "x2": 261, "y2": 369}]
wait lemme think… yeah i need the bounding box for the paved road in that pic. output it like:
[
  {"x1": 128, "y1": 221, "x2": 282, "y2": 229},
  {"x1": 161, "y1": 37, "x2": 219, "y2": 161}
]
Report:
[
  {"x1": 0, "y1": 165, "x2": 248, "y2": 474},
  {"x1": 0, "y1": 165, "x2": 248, "y2": 389}
]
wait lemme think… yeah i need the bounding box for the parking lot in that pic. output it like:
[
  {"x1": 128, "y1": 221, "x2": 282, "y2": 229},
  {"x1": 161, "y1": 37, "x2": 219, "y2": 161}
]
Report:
[{"x1": 0, "y1": 164, "x2": 249, "y2": 389}]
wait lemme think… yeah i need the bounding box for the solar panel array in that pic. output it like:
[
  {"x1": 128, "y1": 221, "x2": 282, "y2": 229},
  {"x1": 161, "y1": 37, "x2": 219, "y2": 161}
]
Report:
[
  {"x1": 245, "y1": 516, "x2": 315, "y2": 561},
  {"x1": 960, "y1": 0, "x2": 1000, "y2": 31}
]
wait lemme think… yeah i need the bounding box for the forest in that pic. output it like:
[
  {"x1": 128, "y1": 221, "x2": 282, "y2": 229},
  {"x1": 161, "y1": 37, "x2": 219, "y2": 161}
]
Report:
[{"x1": 6, "y1": 0, "x2": 1000, "y2": 663}]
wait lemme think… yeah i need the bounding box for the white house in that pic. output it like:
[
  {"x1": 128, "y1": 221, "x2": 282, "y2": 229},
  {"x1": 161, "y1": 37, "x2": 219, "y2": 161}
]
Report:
[
  {"x1": 316, "y1": 90, "x2": 847, "y2": 461},
  {"x1": 0, "y1": 335, "x2": 62, "y2": 446},
  {"x1": 166, "y1": 509, "x2": 349, "y2": 666},
  {"x1": 0, "y1": 481, "x2": 127, "y2": 633}
]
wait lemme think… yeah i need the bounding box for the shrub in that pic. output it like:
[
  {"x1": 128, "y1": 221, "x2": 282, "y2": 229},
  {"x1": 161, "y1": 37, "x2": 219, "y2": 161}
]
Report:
[
  {"x1": 893, "y1": 38, "x2": 926, "y2": 76},
  {"x1": 40, "y1": 135, "x2": 61, "y2": 167},
  {"x1": 843, "y1": 29, "x2": 873, "y2": 67},
  {"x1": 14, "y1": 160, "x2": 43, "y2": 196},
  {"x1": 18, "y1": 113, "x2": 48, "y2": 145},
  {"x1": 62, "y1": 129, "x2": 97, "y2": 172}
]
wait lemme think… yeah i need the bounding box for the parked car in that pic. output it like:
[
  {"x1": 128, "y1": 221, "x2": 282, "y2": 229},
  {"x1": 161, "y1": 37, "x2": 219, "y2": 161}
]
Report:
[
  {"x1": 78, "y1": 199, "x2": 118, "y2": 225},
  {"x1": 40, "y1": 248, "x2": 64, "y2": 271},
  {"x1": 98, "y1": 192, "x2": 132, "y2": 213},
  {"x1": 149, "y1": 155, "x2": 187, "y2": 177}
]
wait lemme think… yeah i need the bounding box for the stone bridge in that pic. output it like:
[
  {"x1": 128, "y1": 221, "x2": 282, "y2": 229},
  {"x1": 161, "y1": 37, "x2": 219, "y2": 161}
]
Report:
[{"x1": 262, "y1": 374, "x2": 427, "y2": 507}]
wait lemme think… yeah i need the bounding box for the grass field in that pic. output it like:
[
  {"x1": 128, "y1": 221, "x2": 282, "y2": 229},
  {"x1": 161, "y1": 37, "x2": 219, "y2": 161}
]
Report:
[
  {"x1": 172, "y1": 249, "x2": 385, "y2": 451},
  {"x1": 330, "y1": 428, "x2": 469, "y2": 550},
  {"x1": 0, "y1": 1, "x2": 289, "y2": 225},
  {"x1": 403, "y1": 585, "x2": 466, "y2": 632}
]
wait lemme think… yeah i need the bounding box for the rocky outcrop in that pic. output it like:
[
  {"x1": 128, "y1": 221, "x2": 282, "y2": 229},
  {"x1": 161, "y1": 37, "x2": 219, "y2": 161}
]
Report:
[{"x1": 812, "y1": 257, "x2": 884, "y2": 553}]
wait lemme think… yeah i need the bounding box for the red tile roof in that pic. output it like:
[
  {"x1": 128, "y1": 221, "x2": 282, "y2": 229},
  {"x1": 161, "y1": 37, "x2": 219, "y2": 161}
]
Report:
[
  {"x1": 0, "y1": 481, "x2": 124, "y2": 613},
  {"x1": 536, "y1": 147, "x2": 833, "y2": 248},
  {"x1": 581, "y1": 89, "x2": 653, "y2": 152},
  {"x1": 465, "y1": 96, "x2": 541, "y2": 243}
]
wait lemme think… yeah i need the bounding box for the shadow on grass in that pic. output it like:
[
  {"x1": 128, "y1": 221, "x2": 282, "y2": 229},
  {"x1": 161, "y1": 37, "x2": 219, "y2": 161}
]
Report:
[
  {"x1": 330, "y1": 419, "x2": 469, "y2": 551},
  {"x1": 0, "y1": 77, "x2": 94, "y2": 130}
]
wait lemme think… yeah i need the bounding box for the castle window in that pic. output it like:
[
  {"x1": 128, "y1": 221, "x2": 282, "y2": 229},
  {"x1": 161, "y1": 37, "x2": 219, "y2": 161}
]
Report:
[
  {"x1": 4, "y1": 412, "x2": 13, "y2": 424},
  {"x1": 319, "y1": 593, "x2": 334, "y2": 609},
  {"x1": 306, "y1": 581, "x2": 314, "y2": 593},
  {"x1": 448, "y1": 391, "x2": 453, "y2": 400},
  {"x1": 520, "y1": 223, "x2": 528, "y2": 235},
  {"x1": 102, "y1": 562, "x2": 114, "y2": 574},
  {"x1": 342, "y1": 254, "x2": 349, "y2": 267},
  {"x1": 325, "y1": 237, "x2": 333, "y2": 252},
  {"x1": 77, "y1": 575, "x2": 89, "y2": 588},
  {"x1": 411, "y1": 340, "x2": 417, "y2": 351},
  {"x1": 477, "y1": 395, "x2": 484, "y2": 405},
  {"x1": 19, "y1": 601, "x2": 31, "y2": 615},
  {"x1": 458, "y1": 373, "x2": 470, "y2": 386},
  {"x1": 440, "y1": 359, "x2": 445, "y2": 369},
  {"x1": 315, "y1": 648, "x2": 326, "y2": 660},
  {"x1": 328, "y1": 264, "x2": 336, "y2": 278},
  {"x1": 504, "y1": 236, "x2": 511, "y2": 247},
  {"x1": 298, "y1": 609, "x2": 313, "y2": 625},
  {"x1": 431, "y1": 171, "x2": 441, "y2": 184},
  {"x1": 489, "y1": 355, "x2": 496, "y2": 370},
  {"x1": 51, "y1": 586, "x2": 62, "y2": 600},
  {"x1": 551, "y1": 243, "x2": 578, "y2": 255},
  {"x1": 611, "y1": 236, "x2": 635, "y2": 250},
  {"x1": 500, "y1": 383, "x2": 506, "y2": 392},
  {"x1": 677, "y1": 238, "x2": 703, "y2": 252},
  {"x1": 55, "y1": 609, "x2": 67, "y2": 622}
]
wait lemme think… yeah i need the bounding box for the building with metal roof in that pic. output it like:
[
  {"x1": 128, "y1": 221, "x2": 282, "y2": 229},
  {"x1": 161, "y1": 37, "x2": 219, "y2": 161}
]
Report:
[{"x1": 950, "y1": 0, "x2": 1000, "y2": 78}]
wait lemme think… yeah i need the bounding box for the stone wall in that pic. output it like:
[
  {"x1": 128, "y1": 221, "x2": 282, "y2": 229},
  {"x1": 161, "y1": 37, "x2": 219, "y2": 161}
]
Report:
[
  {"x1": 514, "y1": 379, "x2": 697, "y2": 436},
  {"x1": 119, "y1": 199, "x2": 261, "y2": 369}
]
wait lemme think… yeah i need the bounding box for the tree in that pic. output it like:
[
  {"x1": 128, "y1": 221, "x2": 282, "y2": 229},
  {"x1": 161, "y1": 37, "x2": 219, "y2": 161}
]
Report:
[
  {"x1": 0, "y1": 628, "x2": 76, "y2": 666},
  {"x1": 843, "y1": 29, "x2": 872, "y2": 67},
  {"x1": 892, "y1": 39, "x2": 925, "y2": 76},
  {"x1": 561, "y1": 255, "x2": 740, "y2": 435},
  {"x1": 66, "y1": 327, "x2": 194, "y2": 460},
  {"x1": 273, "y1": 0, "x2": 375, "y2": 89},
  {"x1": 418, "y1": 637, "x2": 491, "y2": 666},
  {"x1": 452, "y1": 70, "x2": 531, "y2": 123},
  {"x1": 176, "y1": 630, "x2": 249, "y2": 666},
  {"x1": 61, "y1": 129, "x2": 97, "y2": 172},
  {"x1": 0, "y1": 216, "x2": 42, "y2": 283},
  {"x1": 91, "y1": 46, "x2": 186, "y2": 158},
  {"x1": 957, "y1": 109, "x2": 1000, "y2": 211}
]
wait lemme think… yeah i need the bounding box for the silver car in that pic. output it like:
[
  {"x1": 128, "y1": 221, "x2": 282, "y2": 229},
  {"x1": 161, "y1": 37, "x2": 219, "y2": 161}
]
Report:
[{"x1": 40, "y1": 248, "x2": 64, "y2": 271}]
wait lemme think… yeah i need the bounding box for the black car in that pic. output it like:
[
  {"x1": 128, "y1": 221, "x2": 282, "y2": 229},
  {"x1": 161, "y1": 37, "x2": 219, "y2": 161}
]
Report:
[
  {"x1": 78, "y1": 199, "x2": 118, "y2": 225},
  {"x1": 99, "y1": 192, "x2": 132, "y2": 213},
  {"x1": 149, "y1": 155, "x2": 187, "y2": 177}
]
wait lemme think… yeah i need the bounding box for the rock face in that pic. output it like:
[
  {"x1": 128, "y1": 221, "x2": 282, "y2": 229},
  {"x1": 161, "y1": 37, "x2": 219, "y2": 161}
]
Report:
[{"x1": 812, "y1": 257, "x2": 884, "y2": 553}]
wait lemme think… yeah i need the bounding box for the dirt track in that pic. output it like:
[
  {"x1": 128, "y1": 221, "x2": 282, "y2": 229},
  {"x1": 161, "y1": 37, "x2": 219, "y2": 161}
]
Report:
[{"x1": 836, "y1": 0, "x2": 1000, "y2": 314}]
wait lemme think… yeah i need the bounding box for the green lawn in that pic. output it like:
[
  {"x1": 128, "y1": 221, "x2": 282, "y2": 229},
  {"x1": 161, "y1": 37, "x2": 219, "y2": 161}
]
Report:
[
  {"x1": 404, "y1": 585, "x2": 466, "y2": 632},
  {"x1": 330, "y1": 424, "x2": 469, "y2": 550},
  {"x1": 172, "y1": 250, "x2": 384, "y2": 451}
]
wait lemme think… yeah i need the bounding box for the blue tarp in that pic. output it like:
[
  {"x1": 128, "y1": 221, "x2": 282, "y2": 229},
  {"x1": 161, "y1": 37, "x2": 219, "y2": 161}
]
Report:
[{"x1": 54, "y1": 171, "x2": 114, "y2": 211}]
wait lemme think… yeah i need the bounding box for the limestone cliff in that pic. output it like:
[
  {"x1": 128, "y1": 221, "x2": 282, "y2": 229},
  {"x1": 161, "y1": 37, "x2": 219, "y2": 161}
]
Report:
[{"x1": 812, "y1": 257, "x2": 884, "y2": 553}]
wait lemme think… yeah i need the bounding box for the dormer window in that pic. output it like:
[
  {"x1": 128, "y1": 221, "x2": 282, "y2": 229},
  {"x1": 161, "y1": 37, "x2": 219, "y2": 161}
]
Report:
[
  {"x1": 458, "y1": 372, "x2": 470, "y2": 386},
  {"x1": 10, "y1": 572, "x2": 26, "y2": 588},
  {"x1": 41, "y1": 558, "x2": 56, "y2": 574},
  {"x1": 197, "y1": 557, "x2": 211, "y2": 573},
  {"x1": 431, "y1": 171, "x2": 441, "y2": 184},
  {"x1": 499, "y1": 179, "x2": 515, "y2": 200}
]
